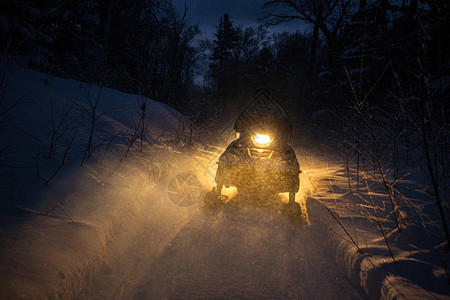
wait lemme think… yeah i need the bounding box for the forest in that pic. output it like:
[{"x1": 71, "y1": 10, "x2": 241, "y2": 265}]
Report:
[
  {"x1": 3, "y1": 0, "x2": 447, "y2": 208},
  {"x1": 2, "y1": 1, "x2": 447, "y2": 120},
  {"x1": 0, "y1": 0, "x2": 449, "y2": 298}
]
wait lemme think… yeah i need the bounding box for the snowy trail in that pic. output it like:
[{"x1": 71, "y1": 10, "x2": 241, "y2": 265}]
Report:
[
  {"x1": 116, "y1": 198, "x2": 363, "y2": 299},
  {"x1": 124, "y1": 200, "x2": 360, "y2": 299},
  {"x1": 3, "y1": 66, "x2": 448, "y2": 299},
  {"x1": 81, "y1": 154, "x2": 364, "y2": 299}
]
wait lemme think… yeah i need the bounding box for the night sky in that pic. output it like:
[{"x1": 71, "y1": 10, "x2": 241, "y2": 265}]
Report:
[{"x1": 172, "y1": 0, "x2": 307, "y2": 39}]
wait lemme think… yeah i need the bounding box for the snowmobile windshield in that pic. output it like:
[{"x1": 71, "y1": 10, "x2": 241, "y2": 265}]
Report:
[{"x1": 234, "y1": 88, "x2": 292, "y2": 141}]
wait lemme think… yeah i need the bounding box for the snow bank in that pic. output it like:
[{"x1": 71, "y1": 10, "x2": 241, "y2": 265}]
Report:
[
  {"x1": 0, "y1": 62, "x2": 191, "y2": 298},
  {"x1": 300, "y1": 153, "x2": 450, "y2": 299}
]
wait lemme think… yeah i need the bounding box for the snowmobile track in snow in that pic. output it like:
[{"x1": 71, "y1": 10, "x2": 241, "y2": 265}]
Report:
[{"x1": 126, "y1": 198, "x2": 364, "y2": 299}]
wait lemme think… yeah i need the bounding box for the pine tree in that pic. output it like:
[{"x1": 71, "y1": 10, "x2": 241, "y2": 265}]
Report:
[{"x1": 209, "y1": 14, "x2": 239, "y2": 108}]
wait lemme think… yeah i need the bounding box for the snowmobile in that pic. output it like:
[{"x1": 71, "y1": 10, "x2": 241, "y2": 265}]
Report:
[{"x1": 205, "y1": 88, "x2": 302, "y2": 216}]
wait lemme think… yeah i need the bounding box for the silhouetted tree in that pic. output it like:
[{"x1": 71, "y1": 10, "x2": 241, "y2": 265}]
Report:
[{"x1": 209, "y1": 14, "x2": 240, "y2": 109}]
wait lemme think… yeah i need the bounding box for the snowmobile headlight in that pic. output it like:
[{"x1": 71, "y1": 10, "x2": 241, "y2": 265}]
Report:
[{"x1": 252, "y1": 134, "x2": 272, "y2": 148}]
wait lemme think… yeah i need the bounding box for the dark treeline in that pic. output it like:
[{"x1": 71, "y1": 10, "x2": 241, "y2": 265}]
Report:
[
  {"x1": 1, "y1": 0, "x2": 448, "y2": 125},
  {"x1": 204, "y1": 0, "x2": 449, "y2": 126},
  {"x1": 0, "y1": 0, "x2": 200, "y2": 112}
]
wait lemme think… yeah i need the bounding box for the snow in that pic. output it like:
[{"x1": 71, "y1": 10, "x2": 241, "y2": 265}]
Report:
[
  {"x1": 1, "y1": 63, "x2": 449, "y2": 298},
  {"x1": 0, "y1": 62, "x2": 191, "y2": 298},
  {"x1": 300, "y1": 151, "x2": 450, "y2": 299}
]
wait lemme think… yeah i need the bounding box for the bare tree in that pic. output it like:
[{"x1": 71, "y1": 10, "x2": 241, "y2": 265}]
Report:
[
  {"x1": 78, "y1": 85, "x2": 121, "y2": 166},
  {"x1": 261, "y1": 0, "x2": 355, "y2": 81},
  {"x1": 0, "y1": 45, "x2": 29, "y2": 170},
  {"x1": 35, "y1": 128, "x2": 78, "y2": 186},
  {"x1": 45, "y1": 97, "x2": 79, "y2": 159},
  {"x1": 262, "y1": 0, "x2": 354, "y2": 47}
]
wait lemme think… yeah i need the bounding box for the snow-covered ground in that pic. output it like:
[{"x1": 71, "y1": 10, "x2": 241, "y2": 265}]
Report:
[
  {"x1": 298, "y1": 153, "x2": 450, "y2": 299},
  {"x1": 1, "y1": 63, "x2": 449, "y2": 299},
  {"x1": 0, "y1": 62, "x2": 192, "y2": 298}
]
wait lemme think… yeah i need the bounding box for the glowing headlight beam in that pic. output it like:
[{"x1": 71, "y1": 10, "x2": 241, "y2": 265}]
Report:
[
  {"x1": 252, "y1": 134, "x2": 272, "y2": 147},
  {"x1": 254, "y1": 134, "x2": 271, "y2": 144}
]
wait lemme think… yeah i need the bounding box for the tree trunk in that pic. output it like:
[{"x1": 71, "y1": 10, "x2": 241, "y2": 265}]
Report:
[
  {"x1": 306, "y1": 4, "x2": 322, "y2": 83},
  {"x1": 359, "y1": 0, "x2": 366, "y2": 10},
  {"x1": 380, "y1": 0, "x2": 389, "y2": 33},
  {"x1": 406, "y1": 0, "x2": 418, "y2": 32},
  {"x1": 102, "y1": 0, "x2": 113, "y2": 68}
]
